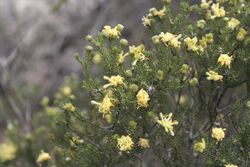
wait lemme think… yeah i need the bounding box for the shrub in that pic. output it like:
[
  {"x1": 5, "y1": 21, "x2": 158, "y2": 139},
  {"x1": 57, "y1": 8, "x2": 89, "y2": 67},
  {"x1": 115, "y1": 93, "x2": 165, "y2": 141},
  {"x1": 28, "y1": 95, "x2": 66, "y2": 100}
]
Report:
[{"x1": 48, "y1": 0, "x2": 250, "y2": 166}]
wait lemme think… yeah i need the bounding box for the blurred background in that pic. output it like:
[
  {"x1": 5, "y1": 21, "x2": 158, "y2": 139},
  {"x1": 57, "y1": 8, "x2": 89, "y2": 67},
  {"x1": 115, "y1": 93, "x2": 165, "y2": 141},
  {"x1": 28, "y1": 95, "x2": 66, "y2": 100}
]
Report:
[{"x1": 0, "y1": 0, "x2": 159, "y2": 130}]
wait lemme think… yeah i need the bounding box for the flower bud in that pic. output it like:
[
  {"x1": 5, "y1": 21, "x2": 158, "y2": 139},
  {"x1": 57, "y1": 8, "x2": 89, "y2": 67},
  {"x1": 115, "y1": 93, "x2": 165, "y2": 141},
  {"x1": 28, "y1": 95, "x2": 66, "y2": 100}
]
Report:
[
  {"x1": 152, "y1": 35, "x2": 160, "y2": 44},
  {"x1": 189, "y1": 77, "x2": 199, "y2": 86},
  {"x1": 129, "y1": 121, "x2": 137, "y2": 130},
  {"x1": 41, "y1": 96, "x2": 49, "y2": 107},
  {"x1": 162, "y1": 0, "x2": 171, "y2": 4},
  {"x1": 116, "y1": 24, "x2": 124, "y2": 31},
  {"x1": 180, "y1": 64, "x2": 191, "y2": 75},
  {"x1": 85, "y1": 35, "x2": 92, "y2": 41},
  {"x1": 197, "y1": 20, "x2": 206, "y2": 29},
  {"x1": 125, "y1": 70, "x2": 133, "y2": 77},
  {"x1": 104, "y1": 114, "x2": 112, "y2": 123},
  {"x1": 129, "y1": 84, "x2": 139, "y2": 92},
  {"x1": 92, "y1": 53, "x2": 102, "y2": 64},
  {"x1": 156, "y1": 70, "x2": 164, "y2": 80},
  {"x1": 120, "y1": 39, "x2": 128, "y2": 46},
  {"x1": 247, "y1": 101, "x2": 250, "y2": 109},
  {"x1": 85, "y1": 45, "x2": 93, "y2": 51},
  {"x1": 179, "y1": 95, "x2": 188, "y2": 107}
]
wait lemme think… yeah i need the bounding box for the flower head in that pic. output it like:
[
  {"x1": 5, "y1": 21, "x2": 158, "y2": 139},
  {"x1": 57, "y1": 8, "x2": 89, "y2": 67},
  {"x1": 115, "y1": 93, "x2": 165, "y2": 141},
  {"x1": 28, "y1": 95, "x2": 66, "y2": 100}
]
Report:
[
  {"x1": 227, "y1": 18, "x2": 240, "y2": 30},
  {"x1": 0, "y1": 142, "x2": 17, "y2": 162},
  {"x1": 149, "y1": 7, "x2": 166, "y2": 19},
  {"x1": 157, "y1": 112, "x2": 178, "y2": 136},
  {"x1": 211, "y1": 3, "x2": 226, "y2": 18},
  {"x1": 200, "y1": 0, "x2": 212, "y2": 10},
  {"x1": 142, "y1": 16, "x2": 152, "y2": 27},
  {"x1": 117, "y1": 135, "x2": 134, "y2": 152},
  {"x1": 193, "y1": 138, "x2": 206, "y2": 153},
  {"x1": 159, "y1": 32, "x2": 182, "y2": 49},
  {"x1": 103, "y1": 75, "x2": 124, "y2": 88},
  {"x1": 212, "y1": 127, "x2": 226, "y2": 142},
  {"x1": 206, "y1": 70, "x2": 223, "y2": 81},
  {"x1": 62, "y1": 102, "x2": 75, "y2": 112},
  {"x1": 61, "y1": 86, "x2": 72, "y2": 97},
  {"x1": 136, "y1": 89, "x2": 150, "y2": 108},
  {"x1": 117, "y1": 51, "x2": 129, "y2": 64},
  {"x1": 91, "y1": 95, "x2": 114, "y2": 115},
  {"x1": 138, "y1": 138, "x2": 150, "y2": 149},
  {"x1": 237, "y1": 28, "x2": 247, "y2": 41},
  {"x1": 36, "y1": 150, "x2": 51, "y2": 165},
  {"x1": 218, "y1": 54, "x2": 233, "y2": 68},
  {"x1": 129, "y1": 44, "x2": 146, "y2": 65},
  {"x1": 184, "y1": 37, "x2": 199, "y2": 52},
  {"x1": 102, "y1": 24, "x2": 124, "y2": 39}
]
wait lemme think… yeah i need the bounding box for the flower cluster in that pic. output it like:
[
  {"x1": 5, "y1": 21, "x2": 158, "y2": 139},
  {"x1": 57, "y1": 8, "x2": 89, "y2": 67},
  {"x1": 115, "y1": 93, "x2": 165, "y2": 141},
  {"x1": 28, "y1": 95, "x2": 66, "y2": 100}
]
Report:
[{"x1": 102, "y1": 24, "x2": 124, "y2": 39}]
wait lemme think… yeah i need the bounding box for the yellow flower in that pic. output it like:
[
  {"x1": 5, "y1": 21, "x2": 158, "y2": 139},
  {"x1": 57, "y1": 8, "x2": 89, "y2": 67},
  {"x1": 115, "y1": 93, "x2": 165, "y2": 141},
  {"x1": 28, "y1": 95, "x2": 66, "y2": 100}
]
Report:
[
  {"x1": 157, "y1": 112, "x2": 178, "y2": 136},
  {"x1": 237, "y1": 28, "x2": 247, "y2": 41},
  {"x1": 0, "y1": 142, "x2": 17, "y2": 162},
  {"x1": 205, "y1": 33, "x2": 214, "y2": 43},
  {"x1": 199, "y1": 37, "x2": 208, "y2": 48},
  {"x1": 136, "y1": 89, "x2": 150, "y2": 108},
  {"x1": 46, "y1": 107, "x2": 59, "y2": 116},
  {"x1": 159, "y1": 32, "x2": 182, "y2": 49},
  {"x1": 138, "y1": 138, "x2": 150, "y2": 149},
  {"x1": 184, "y1": 37, "x2": 199, "y2": 52},
  {"x1": 36, "y1": 150, "x2": 51, "y2": 165},
  {"x1": 61, "y1": 86, "x2": 72, "y2": 97},
  {"x1": 149, "y1": 7, "x2": 166, "y2": 19},
  {"x1": 41, "y1": 96, "x2": 49, "y2": 107},
  {"x1": 225, "y1": 164, "x2": 238, "y2": 167},
  {"x1": 117, "y1": 51, "x2": 129, "y2": 64},
  {"x1": 218, "y1": 54, "x2": 233, "y2": 69},
  {"x1": 212, "y1": 127, "x2": 226, "y2": 142},
  {"x1": 206, "y1": 70, "x2": 223, "y2": 81},
  {"x1": 117, "y1": 135, "x2": 134, "y2": 152},
  {"x1": 103, "y1": 75, "x2": 124, "y2": 88},
  {"x1": 129, "y1": 44, "x2": 146, "y2": 65},
  {"x1": 91, "y1": 95, "x2": 114, "y2": 115},
  {"x1": 62, "y1": 102, "x2": 75, "y2": 112},
  {"x1": 211, "y1": 3, "x2": 226, "y2": 18},
  {"x1": 200, "y1": 0, "x2": 212, "y2": 10},
  {"x1": 142, "y1": 16, "x2": 152, "y2": 27},
  {"x1": 227, "y1": 18, "x2": 240, "y2": 30},
  {"x1": 102, "y1": 24, "x2": 124, "y2": 39},
  {"x1": 193, "y1": 138, "x2": 206, "y2": 153}
]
